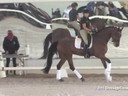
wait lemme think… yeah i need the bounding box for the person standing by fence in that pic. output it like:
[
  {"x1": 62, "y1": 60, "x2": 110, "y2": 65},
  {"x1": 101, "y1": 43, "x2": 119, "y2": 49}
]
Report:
[{"x1": 3, "y1": 30, "x2": 20, "y2": 75}]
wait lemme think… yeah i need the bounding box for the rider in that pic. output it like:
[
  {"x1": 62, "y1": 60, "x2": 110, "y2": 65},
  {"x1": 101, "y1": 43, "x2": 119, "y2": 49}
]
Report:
[
  {"x1": 80, "y1": 9, "x2": 93, "y2": 58},
  {"x1": 68, "y1": 2, "x2": 81, "y2": 36}
]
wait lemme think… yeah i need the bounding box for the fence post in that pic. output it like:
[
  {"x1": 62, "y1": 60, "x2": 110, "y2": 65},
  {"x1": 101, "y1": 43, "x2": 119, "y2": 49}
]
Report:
[
  {"x1": 0, "y1": 52, "x2": 6, "y2": 78},
  {"x1": 25, "y1": 44, "x2": 30, "y2": 56}
]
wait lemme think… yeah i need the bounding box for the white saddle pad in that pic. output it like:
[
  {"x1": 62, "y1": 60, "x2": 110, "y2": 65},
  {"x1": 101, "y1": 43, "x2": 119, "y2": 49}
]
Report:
[
  {"x1": 68, "y1": 28, "x2": 76, "y2": 37},
  {"x1": 75, "y1": 37, "x2": 82, "y2": 49},
  {"x1": 74, "y1": 36, "x2": 93, "y2": 49}
]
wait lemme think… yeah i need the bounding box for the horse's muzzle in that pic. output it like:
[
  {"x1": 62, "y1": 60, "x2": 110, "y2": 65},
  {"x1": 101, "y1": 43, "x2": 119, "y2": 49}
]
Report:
[{"x1": 113, "y1": 42, "x2": 119, "y2": 47}]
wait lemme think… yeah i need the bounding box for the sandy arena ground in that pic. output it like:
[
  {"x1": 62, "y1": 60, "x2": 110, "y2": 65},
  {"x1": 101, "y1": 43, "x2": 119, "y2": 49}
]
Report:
[{"x1": 0, "y1": 74, "x2": 128, "y2": 96}]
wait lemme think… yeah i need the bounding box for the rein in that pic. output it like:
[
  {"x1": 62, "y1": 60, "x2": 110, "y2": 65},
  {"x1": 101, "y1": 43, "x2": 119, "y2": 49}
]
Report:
[{"x1": 93, "y1": 26, "x2": 117, "y2": 35}]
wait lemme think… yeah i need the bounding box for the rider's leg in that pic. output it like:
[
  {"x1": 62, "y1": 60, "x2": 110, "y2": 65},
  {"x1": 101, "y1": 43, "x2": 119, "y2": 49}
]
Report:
[
  {"x1": 80, "y1": 30, "x2": 90, "y2": 58},
  {"x1": 69, "y1": 21, "x2": 80, "y2": 37},
  {"x1": 74, "y1": 28, "x2": 79, "y2": 36},
  {"x1": 80, "y1": 30, "x2": 88, "y2": 45}
]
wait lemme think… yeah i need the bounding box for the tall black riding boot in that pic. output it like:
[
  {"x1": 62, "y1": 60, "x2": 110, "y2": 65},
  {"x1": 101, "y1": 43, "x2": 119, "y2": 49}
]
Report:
[{"x1": 84, "y1": 44, "x2": 90, "y2": 58}]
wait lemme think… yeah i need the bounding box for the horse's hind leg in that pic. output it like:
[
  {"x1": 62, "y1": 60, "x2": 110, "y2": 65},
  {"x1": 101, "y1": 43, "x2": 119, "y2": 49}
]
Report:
[
  {"x1": 56, "y1": 59, "x2": 66, "y2": 81},
  {"x1": 101, "y1": 58, "x2": 112, "y2": 82},
  {"x1": 67, "y1": 58, "x2": 85, "y2": 82}
]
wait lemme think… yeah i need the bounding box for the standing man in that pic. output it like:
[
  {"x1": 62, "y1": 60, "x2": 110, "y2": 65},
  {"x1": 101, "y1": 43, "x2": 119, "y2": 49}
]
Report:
[
  {"x1": 68, "y1": 2, "x2": 80, "y2": 36},
  {"x1": 3, "y1": 30, "x2": 20, "y2": 75},
  {"x1": 80, "y1": 9, "x2": 93, "y2": 58},
  {"x1": 62, "y1": 5, "x2": 71, "y2": 18}
]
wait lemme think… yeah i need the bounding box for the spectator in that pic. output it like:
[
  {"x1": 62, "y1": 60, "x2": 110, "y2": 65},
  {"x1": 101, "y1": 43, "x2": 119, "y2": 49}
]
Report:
[
  {"x1": 86, "y1": 1, "x2": 95, "y2": 16},
  {"x1": 52, "y1": 8, "x2": 61, "y2": 18},
  {"x1": 62, "y1": 5, "x2": 71, "y2": 18},
  {"x1": 119, "y1": 1, "x2": 128, "y2": 19},
  {"x1": 95, "y1": 1, "x2": 108, "y2": 16},
  {"x1": 108, "y1": 1, "x2": 122, "y2": 19},
  {"x1": 3, "y1": 30, "x2": 20, "y2": 75}
]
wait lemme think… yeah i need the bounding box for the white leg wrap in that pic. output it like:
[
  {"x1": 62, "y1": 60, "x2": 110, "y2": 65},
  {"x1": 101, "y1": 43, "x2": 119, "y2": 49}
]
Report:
[
  {"x1": 56, "y1": 70, "x2": 61, "y2": 80},
  {"x1": 105, "y1": 63, "x2": 112, "y2": 82},
  {"x1": 106, "y1": 63, "x2": 111, "y2": 72},
  {"x1": 74, "y1": 70, "x2": 82, "y2": 79}
]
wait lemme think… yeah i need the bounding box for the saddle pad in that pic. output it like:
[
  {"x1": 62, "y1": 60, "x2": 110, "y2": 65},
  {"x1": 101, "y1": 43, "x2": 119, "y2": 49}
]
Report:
[
  {"x1": 75, "y1": 37, "x2": 82, "y2": 49},
  {"x1": 75, "y1": 35, "x2": 93, "y2": 49},
  {"x1": 68, "y1": 28, "x2": 76, "y2": 37}
]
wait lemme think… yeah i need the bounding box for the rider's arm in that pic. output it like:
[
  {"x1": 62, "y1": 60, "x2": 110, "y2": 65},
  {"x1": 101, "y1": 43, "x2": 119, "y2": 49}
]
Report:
[{"x1": 82, "y1": 23, "x2": 91, "y2": 33}]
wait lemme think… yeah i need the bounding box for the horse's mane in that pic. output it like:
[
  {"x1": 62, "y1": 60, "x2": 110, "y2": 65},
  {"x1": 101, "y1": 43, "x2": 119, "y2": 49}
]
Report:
[{"x1": 97, "y1": 26, "x2": 118, "y2": 33}]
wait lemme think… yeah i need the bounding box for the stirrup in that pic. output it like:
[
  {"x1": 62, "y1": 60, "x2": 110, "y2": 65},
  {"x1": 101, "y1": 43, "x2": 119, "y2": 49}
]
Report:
[{"x1": 84, "y1": 54, "x2": 90, "y2": 58}]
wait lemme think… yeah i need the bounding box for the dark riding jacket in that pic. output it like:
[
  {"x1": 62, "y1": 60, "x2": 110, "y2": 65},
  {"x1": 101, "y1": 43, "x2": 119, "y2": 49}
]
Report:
[
  {"x1": 3, "y1": 36, "x2": 20, "y2": 54},
  {"x1": 80, "y1": 17, "x2": 91, "y2": 30},
  {"x1": 69, "y1": 9, "x2": 78, "y2": 21}
]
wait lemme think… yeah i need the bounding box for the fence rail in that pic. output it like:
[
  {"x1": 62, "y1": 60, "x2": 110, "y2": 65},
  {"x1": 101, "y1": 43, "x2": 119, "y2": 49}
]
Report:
[
  {"x1": 0, "y1": 9, "x2": 52, "y2": 29},
  {"x1": 1, "y1": 66, "x2": 128, "y2": 71}
]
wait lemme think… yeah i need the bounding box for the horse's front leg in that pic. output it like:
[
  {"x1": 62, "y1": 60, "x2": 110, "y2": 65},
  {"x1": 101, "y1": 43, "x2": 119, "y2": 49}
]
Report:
[{"x1": 101, "y1": 58, "x2": 112, "y2": 82}]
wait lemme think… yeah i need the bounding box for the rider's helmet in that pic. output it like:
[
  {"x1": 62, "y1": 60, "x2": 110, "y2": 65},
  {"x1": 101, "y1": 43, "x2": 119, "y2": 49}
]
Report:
[
  {"x1": 82, "y1": 9, "x2": 90, "y2": 14},
  {"x1": 71, "y1": 2, "x2": 78, "y2": 8}
]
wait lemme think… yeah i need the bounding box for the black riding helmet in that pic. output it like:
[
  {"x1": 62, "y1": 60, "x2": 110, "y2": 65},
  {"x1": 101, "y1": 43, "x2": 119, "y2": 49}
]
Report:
[
  {"x1": 83, "y1": 9, "x2": 90, "y2": 13},
  {"x1": 71, "y1": 2, "x2": 78, "y2": 7}
]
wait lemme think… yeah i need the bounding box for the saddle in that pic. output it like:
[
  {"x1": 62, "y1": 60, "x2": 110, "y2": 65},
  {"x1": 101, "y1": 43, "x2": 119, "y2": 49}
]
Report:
[{"x1": 75, "y1": 34, "x2": 92, "y2": 49}]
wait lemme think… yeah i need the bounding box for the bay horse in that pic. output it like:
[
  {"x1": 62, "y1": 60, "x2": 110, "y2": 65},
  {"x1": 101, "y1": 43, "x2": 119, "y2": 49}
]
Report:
[
  {"x1": 43, "y1": 26, "x2": 123, "y2": 82},
  {"x1": 41, "y1": 18, "x2": 107, "y2": 59}
]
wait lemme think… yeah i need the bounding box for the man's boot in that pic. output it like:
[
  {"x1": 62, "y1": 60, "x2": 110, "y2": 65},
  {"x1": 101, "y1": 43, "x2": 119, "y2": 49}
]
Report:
[{"x1": 84, "y1": 44, "x2": 90, "y2": 58}]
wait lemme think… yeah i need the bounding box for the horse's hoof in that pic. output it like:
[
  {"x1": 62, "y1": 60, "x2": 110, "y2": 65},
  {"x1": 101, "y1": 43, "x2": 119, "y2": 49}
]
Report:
[
  {"x1": 41, "y1": 69, "x2": 48, "y2": 74},
  {"x1": 80, "y1": 77, "x2": 85, "y2": 82},
  {"x1": 107, "y1": 76, "x2": 112, "y2": 82},
  {"x1": 58, "y1": 79, "x2": 64, "y2": 82}
]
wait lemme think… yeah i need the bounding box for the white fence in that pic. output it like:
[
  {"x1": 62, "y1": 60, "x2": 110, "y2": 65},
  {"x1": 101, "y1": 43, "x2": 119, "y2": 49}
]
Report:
[
  {"x1": 1, "y1": 66, "x2": 128, "y2": 71},
  {"x1": 0, "y1": 9, "x2": 52, "y2": 29},
  {"x1": 0, "y1": 0, "x2": 126, "y2": 3}
]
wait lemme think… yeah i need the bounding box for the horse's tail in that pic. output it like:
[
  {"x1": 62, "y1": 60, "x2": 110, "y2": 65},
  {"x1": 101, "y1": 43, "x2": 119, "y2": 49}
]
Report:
[
  {"x1": 42, "y1": 32, "x2": 52, "y2": 59},
  {"x1": 43, "y1": 42, "x2": 58, "y2": 74}
]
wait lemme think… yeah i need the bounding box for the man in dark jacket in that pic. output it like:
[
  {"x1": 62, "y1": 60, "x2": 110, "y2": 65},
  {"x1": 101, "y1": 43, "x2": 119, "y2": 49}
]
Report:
[{"x1": 3, "y1": 30, "x2": 20, "y2": 75}]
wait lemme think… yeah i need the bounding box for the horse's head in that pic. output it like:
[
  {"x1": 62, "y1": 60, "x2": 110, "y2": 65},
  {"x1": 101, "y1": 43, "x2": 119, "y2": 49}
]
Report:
[{"x1": 111, "y1": 27, "x2": 123, "y2": 47}]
